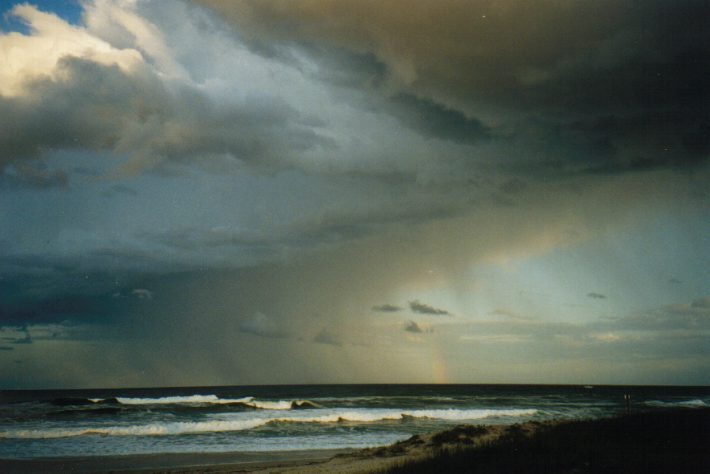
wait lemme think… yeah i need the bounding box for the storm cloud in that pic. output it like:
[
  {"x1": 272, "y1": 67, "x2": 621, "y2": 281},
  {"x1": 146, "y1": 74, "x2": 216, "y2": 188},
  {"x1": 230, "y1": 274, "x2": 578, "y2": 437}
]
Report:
[
  {"x1": 204, "y1": 0, "x2": 709, "y2": 175},
  {"x1": 0, "y1": 0, "x2": 708, "y2": 388}
]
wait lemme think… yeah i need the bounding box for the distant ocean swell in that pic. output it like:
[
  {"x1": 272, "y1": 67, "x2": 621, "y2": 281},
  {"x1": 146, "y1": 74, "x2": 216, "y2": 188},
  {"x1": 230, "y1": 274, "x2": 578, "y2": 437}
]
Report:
[{"x1": 0, "y1": 407, "x2": 537, "y2": 439}]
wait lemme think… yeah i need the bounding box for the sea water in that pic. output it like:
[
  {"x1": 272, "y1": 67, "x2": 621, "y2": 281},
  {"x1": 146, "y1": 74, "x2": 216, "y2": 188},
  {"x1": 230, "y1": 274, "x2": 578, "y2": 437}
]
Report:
[{"x1": 1, "y1": 384, "x2": 708, "y2": 459}]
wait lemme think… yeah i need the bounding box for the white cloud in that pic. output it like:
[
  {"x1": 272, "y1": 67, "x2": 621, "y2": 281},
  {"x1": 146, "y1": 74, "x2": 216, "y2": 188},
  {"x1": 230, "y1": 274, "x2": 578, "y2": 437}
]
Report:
[
  {"x1": 0, "y1": 4, "x2": 143, "y2": 97},
  {"x1": 84, "y1": 0, "x2": 186, "y2": 79}
]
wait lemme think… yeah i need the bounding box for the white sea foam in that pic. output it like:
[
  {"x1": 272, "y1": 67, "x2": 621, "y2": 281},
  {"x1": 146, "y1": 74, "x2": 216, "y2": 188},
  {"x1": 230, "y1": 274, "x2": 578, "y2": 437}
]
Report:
[
  {"x1": 313, "y1": 396, "x2": 457, "y2": 402},
  {"x1": 245, "y1": 399, "x2": 293, "y2": 410},
  {"x1": 0, "y1": 408, "x2": 537, "y2": 439},
  {"x1": 88, "y1": 395, "x2": 296, "y2": 409},
  {"x1": 644, "y1": 399, "x2": 707, "y2": 408},
  {"x1": 113, "y1": 395, "x2": 254, "y2": 405},
  {"x1": 0, "y1": 419, "x2": 266, "y2": 439},
  {"x1": 265, "y1": 408, "x2": 537, "y2": 424}
]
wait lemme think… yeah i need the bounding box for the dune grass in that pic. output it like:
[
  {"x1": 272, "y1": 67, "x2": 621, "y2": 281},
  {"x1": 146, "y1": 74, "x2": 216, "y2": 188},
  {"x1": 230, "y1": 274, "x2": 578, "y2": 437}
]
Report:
[{"x1": 382, "y1": 409, "x2": 710, "y2": 473}]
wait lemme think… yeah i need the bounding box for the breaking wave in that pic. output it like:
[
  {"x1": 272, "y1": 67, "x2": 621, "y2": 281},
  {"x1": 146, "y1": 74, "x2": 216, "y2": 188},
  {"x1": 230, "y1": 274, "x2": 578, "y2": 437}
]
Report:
[
  {"x1": 75, "y1": 395, "x2": 313, "y2": 410},
  {"x1": 0, "y1": 419, "x2": 266, "y2": 439},
  {"x1": 0, "y1": 408, "x2": 536, "y2": 439},
  {"x1": 644, "y1": 399, "x2": 707, "y2": 408},
  {"x1": 99, "y1": 395, "x2": 253, "y2": 405}
]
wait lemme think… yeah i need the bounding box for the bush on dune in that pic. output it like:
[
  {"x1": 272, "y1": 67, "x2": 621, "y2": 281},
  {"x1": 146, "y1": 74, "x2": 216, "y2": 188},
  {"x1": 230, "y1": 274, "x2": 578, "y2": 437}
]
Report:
[{"x1": 382, "y1": 409, "x2": 710, "y2": 474}]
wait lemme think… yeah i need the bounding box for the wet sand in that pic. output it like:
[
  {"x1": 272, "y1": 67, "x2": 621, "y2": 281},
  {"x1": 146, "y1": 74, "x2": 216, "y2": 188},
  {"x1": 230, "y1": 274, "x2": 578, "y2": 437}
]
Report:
[
  {"x1": 0, "y1": 449, "x2": 350, "y2": 473},
  {"x1": 2, "y1": 408, "x2": 708, "y2": 473}
]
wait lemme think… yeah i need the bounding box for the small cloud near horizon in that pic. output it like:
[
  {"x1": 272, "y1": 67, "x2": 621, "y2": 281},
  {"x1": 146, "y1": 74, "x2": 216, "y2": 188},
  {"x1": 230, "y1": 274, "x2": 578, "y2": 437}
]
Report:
[
  {"x1": 371, "y1": 304, "x2": 403, "y2": 313},
  {"x1": 587, "y1": 292, "x2": 607, "y2": 300},
  {"x1": 313, "y1": 329, "x2": 342, "y2": 346},
  {"x1": 238, "y1": 312, "x2": 288, "y2": 338},
  {"x1": 404, "y1": 321, "x2": 423, "y2": 333},
  {"x1": 409, "y1": 300, "x2": 451, "y2": 316}
]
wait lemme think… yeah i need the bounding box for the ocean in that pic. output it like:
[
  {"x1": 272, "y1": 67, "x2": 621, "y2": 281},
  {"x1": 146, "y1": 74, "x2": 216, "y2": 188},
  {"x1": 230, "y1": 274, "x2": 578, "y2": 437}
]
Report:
[{"x1": 1, "y1": 384, "x2": 708, "y2": 459}]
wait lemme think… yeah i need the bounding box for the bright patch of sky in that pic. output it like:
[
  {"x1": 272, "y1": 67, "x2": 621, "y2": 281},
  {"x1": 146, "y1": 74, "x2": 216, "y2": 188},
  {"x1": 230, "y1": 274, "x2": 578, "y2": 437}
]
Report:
[{"x1": 1, "y1": 0, "x2": 82, "y2": 33}]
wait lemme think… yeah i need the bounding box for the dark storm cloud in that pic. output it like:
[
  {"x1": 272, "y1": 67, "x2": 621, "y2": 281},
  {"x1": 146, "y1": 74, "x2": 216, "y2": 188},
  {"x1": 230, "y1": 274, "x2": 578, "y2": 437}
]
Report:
[
  {"x1": 385, "y1": 93, "x2": 490, "y2": 144},
  {"x1": 202, "y1": 0, "x2": 710, "y2": 175},
  {"x1": 587, "y1": 292, "x2": 607, "y2": 300},
  {"x1": 298, "y1": 46, "x2": 491, "y2": 144},
  {"x1": 0, "y1": 56, "x2": 329, "y2": 176},
  {"x1": 409, "y1": 300, "x2": 450, "y2": 316},
  {"x1": 0, "y1": 1, "x2": 707, "y2": 388},
  {"x1": 0, "y1": 270, "x2": 157, "y2": 328},
  {"x1": 306, "y1": 47, "x2": 387, "y2": 90},
  {"x1": 0, "y1": 295, "x2": 102, "y2": 326}
]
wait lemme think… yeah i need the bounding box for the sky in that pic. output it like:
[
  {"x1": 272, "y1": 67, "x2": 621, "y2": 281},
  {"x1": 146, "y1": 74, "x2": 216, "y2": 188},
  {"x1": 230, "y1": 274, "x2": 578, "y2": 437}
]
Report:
[{"x1": 0, "y1": 0, "x2": 708, "y2": 389}]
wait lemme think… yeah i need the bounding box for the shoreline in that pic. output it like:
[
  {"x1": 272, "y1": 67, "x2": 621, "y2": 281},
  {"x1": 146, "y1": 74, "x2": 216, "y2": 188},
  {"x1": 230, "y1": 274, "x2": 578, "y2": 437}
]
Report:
[
  {"x1": 0, "y1": 449, "x2": 352, "y2": 473},
  {"x1": 2, "y1": 408, "x2": 708, "y2": 473}
]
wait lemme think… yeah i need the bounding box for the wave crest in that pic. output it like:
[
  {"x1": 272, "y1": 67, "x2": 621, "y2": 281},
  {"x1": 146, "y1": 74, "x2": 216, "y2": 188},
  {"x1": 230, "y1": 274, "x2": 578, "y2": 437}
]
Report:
[
  {"x1": 0, "y1": 408, "x2": 536, "y2": 439},
  {"x1": 644, "y1": 399, "x2": 707, "y2": 408},
  {"x1": 85, "y1": 395, "x2": 313, "y2": 410}
]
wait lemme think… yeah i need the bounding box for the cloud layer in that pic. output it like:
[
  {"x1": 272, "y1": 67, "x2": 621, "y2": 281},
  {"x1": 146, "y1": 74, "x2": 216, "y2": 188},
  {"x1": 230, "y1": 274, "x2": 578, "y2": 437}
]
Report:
[
  {"x1": 202, "y1": 0, "x2": 710, "y2": 174},
  {"x1": 0, "y1": 0, "x2": 708, "y2": 387}
]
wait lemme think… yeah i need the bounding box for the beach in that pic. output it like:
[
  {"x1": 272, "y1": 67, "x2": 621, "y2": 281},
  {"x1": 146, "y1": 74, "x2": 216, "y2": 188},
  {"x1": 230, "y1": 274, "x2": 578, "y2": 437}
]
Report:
[{"x1": 2, "y1": 408, "x2": 708, "y2": 473}]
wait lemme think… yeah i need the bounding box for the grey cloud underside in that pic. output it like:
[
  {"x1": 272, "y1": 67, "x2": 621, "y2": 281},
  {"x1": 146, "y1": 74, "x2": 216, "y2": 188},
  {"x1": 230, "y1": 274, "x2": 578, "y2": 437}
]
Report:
[
  {"x1": 1, "y1": 1, "x2": 708, "y2": 387},
  {"x1": 203, "y1": 0, "x2": 709, "y2": 176},
  {"x1": 5, "y1": 0, "x2": 708, "y2": 186},
  {"x1": 371, "y1": 304, "x2": 402, "y2": 313},
  {"x1": 0, "y1": 57, "x2": 329, "y2": 174},
  {"x1": 404, "y1": 321, "x2": 423, "y2": 333},
  {"x1": 0, "y1": 283, "x2": 153, "y2": 328},
  {"x1": 300, "y1": 47, "x2": 493, "y2": 144},
  {"x1": 409, "y1": 300, "x2": 450, "y2": 316}
]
